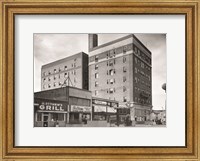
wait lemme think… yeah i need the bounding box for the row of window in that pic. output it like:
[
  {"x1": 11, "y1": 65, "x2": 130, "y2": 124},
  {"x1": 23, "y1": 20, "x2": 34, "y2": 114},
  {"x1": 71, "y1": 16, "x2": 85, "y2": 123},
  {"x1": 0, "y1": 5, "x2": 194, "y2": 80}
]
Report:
[
  {"x1": 135, "y1": 67, "x2": 151, "y2": 81},
  {"x1": 93, "y1": 45, "x2": 131, "y2": 63},
  {"x1": 43, "y1": 78, "x2": 77, "y2": 89},
  {"x1": 134, "y1": 46, "x2": 151, "y2": 64},
  {"x1": 135, "y1": 57, "x2": 151, "y2": 71},
  {"x1": 43, "y1": 70, "x2": 77, "y2": 82},
  {"x1": 134, "y1": 87, "x2": 151, "y2": 96},
  {"x1": 134, "y1": 97, "x2": 151, "y2": 104},
  {"x1": 42, "y1": 61, "x2": 77, "y2": 77}
]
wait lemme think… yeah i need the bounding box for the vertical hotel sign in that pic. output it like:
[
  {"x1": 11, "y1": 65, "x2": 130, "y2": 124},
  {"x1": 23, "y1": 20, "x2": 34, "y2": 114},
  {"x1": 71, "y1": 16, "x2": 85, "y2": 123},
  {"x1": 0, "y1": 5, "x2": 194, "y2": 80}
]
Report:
[{"x1": 35, "y1": 98, "x2": 68, "y2": 112}]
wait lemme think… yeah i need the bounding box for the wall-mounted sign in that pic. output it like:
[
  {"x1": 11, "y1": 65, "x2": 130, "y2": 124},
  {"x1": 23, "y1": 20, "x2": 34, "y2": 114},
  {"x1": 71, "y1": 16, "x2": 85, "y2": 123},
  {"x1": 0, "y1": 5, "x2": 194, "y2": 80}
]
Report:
[
  {"x1": 71, "y1": 105, "x2": 91, "y2": 113},
  {"x1": 35, "y1": 98, "x2": 68, "y2": 112}
]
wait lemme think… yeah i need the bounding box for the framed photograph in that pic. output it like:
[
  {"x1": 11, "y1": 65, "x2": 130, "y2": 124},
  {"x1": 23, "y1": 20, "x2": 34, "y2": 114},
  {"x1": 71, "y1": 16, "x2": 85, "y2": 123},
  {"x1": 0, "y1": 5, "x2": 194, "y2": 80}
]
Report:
[{"x1": 0, "y1": 0, "x2": 199, "y2": 160}]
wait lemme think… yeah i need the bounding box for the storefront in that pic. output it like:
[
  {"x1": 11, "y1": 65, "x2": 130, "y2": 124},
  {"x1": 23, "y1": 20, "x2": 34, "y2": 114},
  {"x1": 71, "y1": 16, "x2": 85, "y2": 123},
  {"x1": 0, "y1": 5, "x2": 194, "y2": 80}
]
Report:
[
  {"x1": 34, "y1": 98, "x2": 68, "y2": 127},
  {"x1": 92, "y1": 97, "x2": 118, "y2": 122},
  {"x1": 69, "y1": 105, "x2": 92, "y2": 124}
]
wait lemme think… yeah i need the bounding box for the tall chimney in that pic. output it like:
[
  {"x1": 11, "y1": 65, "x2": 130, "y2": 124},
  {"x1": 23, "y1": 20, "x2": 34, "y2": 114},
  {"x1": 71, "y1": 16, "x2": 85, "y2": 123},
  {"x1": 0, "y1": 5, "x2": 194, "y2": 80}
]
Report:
[{"x1": 88, "y1": 34, "x2": 98, "y2": 52}]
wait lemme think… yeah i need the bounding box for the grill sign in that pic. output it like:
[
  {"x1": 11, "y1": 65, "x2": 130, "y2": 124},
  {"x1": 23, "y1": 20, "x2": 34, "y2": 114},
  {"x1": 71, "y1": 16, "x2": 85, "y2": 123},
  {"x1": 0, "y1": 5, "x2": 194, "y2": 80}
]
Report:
[{"x1": 39, "y1": 102, "x2": 64, "y2": 111}]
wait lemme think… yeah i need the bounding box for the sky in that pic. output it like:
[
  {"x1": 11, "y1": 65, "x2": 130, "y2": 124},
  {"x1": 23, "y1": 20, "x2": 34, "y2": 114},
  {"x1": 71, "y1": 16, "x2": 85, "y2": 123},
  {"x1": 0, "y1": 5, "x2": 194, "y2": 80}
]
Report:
[{"x1": 34, "y1": 34, "x2": 166, "y2": 110}]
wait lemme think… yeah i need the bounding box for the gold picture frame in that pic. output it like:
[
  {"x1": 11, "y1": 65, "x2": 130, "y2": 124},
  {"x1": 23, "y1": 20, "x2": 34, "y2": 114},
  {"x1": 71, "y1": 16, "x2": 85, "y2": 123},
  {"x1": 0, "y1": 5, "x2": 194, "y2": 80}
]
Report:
[{"x1": 0, "y1": 0, "x2": 199, "y2": 160}]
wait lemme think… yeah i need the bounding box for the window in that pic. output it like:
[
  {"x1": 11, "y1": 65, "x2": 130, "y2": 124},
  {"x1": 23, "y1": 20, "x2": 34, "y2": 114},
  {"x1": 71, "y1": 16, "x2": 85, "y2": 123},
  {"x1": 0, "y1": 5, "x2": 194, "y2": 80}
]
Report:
[
  {"x1": 58, "y1": 74, "x2": 60, "y2": 79},
  {"x1": 74, "y1": 78, "x2": 76, "y2": 83},
  {"x1": 123, "y1": 96, "x2": 127, "y2": 102},
  {"x1": 135, "y1": 67, "x2": 137, "y2": 73},
  {"x1": 65, "y1": 66, "x2": 67, "y2": 70},
  {"x1": 43, "y1": 72, "x2": 46, "y2": 76},
  {"x1": 48, "y1": 71, "x2": 51, "y2": 75},
  {"x1": 95, "y1": 90, "x2": 98, "y2": 96},
  {"x1": 59, "y1": 82, "x2": 62, "y2": 86},
  {"x1": 141, "y1": 62, "x2": 144, "y2": 68},
  {"x1": 54, "y1": 69, "x2": 57, "y2": 73},
  {"x1": 72, "y1": 64, "x2": 74, "y2": 68},
  {"x1": 43, "y1": 78, "x2": 46, "y2": 82},
  {"x1": 36, "y1": 113, "x2": 42, "y2": 121},
  {"x1": 135, "y1": 77, "x2": 137, "y2": 83},
  {"x1": 95, "y1": 73, "x2": 98, "y2": 79},
  {"x1": 54, "y1": 82, "x2": 57, "y2": 87},
  {"x1": 123, "y1": 86, "x2": 126, "y2": 92},
  {"x1": 48, "y1": 77, "x2": 51, "y2": 81},
  {"x1": 74, "y1": 70, "x2": 76, "y2": 75},
  {"x1": 107, "y1": 79, "x2": 109, "y2": 84},
  {"x1": 123, "y1": 67, "x2": 127, "y2": 73},
  {"x1": 59, "y1": 68, "x2": 62, "y2": 72},
  {"x1": 123, "y1": 76, "x2": 126, "y2": 82},
  {"x1": 74, "y1": 63, "x2": 76, "y2": 67},
  {"x1": 109, "y1": 69, "x2": 115, "y2": 75},
  {"x1": 64, "y1": 73, "x2": 68, "y2": 77},
  {"x1": 51, "y1": 113, "x2": 64, "y2": 121},
  {"x1": 74, "y1": 58, "x2": 76, "y2": 61},
  {"x1": 135, "y1": 87, "x2": 137, "y2": 92},
  {"x1": 109, "y1": 88, "x2": 114, "y2": 94},
  {"x1": 123, "y1": 57, "x2": 126, "y2": 63},
  {"x1": 95, "y1": 55, "x2": 99, "y2": 62},
  {"x1": 135, "y1": 97, "x2": 138, "y2": 102},
  {"x1": 95, "y1": 64, "x2": 98, "y2": 70},
  {"x1": 110, "y1": 78, "x2": 114, "y2": 84},
  {"x1": 135, "y1": 57, "x2": 137, "y2": 63},
  {"x1": 95, "y1": 81, "x2": 98, "y2": 87},
  {"x1": 71, "y1": 70, "x2": 73, "y2": 75},
  {"x1": 48, "y1": 84, "x2": 51, "y2": 88},
  {"x1": 43, "y1": 84, "x2": 46, "y2": 89}
]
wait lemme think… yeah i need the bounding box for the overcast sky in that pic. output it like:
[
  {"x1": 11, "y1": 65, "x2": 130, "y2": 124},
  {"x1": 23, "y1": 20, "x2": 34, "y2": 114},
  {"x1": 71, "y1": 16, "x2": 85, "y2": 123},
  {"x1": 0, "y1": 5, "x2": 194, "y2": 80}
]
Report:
[{"x1": 34, "y1": 33, "x2": 166, "y2": 110}]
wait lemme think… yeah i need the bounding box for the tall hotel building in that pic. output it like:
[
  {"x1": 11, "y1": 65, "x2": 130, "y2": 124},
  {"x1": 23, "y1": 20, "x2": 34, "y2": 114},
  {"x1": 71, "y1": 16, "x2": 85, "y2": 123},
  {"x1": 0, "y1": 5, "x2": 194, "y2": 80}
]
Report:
[
  {"x1": 88, "y1": 34, "x2": 152, "y2": 121},
  {"x1": 41, "y1": 52, "x2": 88, "y2": 91}
]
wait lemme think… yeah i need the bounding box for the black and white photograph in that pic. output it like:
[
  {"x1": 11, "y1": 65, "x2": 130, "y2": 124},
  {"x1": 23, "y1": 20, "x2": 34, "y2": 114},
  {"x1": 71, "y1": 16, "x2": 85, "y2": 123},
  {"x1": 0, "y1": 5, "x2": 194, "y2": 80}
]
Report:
[{"x1": 34, "y1": 33, "x2": 166, "y2": 127}]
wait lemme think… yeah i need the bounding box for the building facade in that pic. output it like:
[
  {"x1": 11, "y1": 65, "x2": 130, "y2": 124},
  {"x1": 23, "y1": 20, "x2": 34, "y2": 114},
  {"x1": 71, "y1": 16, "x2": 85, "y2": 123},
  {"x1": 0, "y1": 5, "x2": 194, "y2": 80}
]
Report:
[
  {"x1": 41, "y1": 52, "x2": 89, "y2": 91},
  {"x1": 88, "y1": 34, "x2": 152, "y2": 122},
  {"x1": 34, "y1": 86, "x2": 92, "y2": 127}
]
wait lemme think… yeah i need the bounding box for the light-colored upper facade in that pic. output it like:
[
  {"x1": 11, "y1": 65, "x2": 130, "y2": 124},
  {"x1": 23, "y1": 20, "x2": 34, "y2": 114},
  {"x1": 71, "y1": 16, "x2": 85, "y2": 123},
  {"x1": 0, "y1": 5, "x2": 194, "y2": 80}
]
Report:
[
  {"x1": 41, "y1": 52, "x2": 88, "y2": 91},
  {"x1": 88, "y1": 34, "x2": 152, "y2": 112}
]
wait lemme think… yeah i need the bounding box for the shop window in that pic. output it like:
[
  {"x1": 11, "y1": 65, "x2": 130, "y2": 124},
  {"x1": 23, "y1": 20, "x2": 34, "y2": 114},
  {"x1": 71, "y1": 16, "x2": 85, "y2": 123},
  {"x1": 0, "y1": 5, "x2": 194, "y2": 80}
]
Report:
[
  {"x1": 36, "y1": 113, "x2": 42, "y2": 121},
  {"x1": 95, "y1": 73, "x2": 99, "y2": 79},
  {"x1": 51, "y1": 113, "x2": 64, "y2": 121}
]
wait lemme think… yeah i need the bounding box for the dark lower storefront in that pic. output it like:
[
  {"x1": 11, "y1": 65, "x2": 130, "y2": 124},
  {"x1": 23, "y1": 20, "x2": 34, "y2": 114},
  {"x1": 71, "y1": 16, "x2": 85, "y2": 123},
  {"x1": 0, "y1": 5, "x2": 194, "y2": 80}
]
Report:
[{"x1": 34, "y1": 98, "x2": 68, "y2": 127}]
